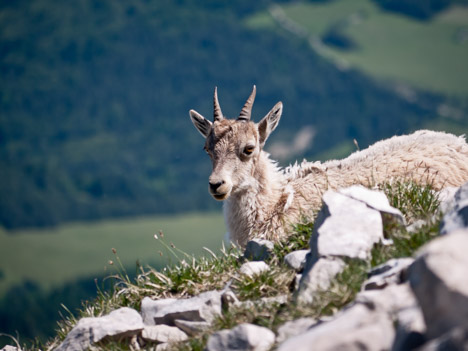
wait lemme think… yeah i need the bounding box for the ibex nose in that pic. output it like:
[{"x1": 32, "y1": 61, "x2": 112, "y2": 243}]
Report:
[{"x1": 209, "y1": 180, "x2": 225, "y2": 193}]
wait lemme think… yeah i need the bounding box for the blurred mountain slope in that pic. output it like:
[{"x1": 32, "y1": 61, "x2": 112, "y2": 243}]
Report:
[{"x1": 0, "y1": 0, "x2": 460, "y2": 229}]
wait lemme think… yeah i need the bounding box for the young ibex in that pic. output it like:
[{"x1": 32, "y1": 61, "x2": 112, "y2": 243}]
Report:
[{"x1": 190, "y1": 86, "x2": 468, "y2": 247}]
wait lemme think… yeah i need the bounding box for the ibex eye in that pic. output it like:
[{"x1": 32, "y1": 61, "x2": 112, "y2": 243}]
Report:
[{"x1": 244, "y1": 145, "x2": 255, "y2": 155}]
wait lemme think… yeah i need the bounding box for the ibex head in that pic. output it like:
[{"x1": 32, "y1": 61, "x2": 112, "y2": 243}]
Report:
[{"x1": 189, "y1": 86, "x2": 283, "y2": 201}]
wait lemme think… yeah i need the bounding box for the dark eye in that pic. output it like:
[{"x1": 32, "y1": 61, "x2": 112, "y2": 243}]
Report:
[{"x1": 243, "y1": 145, "x2": 255, "y2": 155}]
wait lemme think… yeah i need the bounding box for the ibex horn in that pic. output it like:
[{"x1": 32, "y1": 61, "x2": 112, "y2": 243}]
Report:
[
  {"x1": 238, "y1": 85, "x2": 256, "y2": 121},
  {"x1": 213, "y1": 87, "x2": 224, "y2": 122}
]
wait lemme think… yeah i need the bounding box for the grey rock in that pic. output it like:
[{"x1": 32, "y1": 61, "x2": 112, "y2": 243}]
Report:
[
  {"x1": 154, "y1": 343, "x2": 170, "y2": 351},
  {"x1": 206, "y1": 323, "x2": 275, "y2": 351},
  {"x1": 311, "y1": 190, "x2": 385, "y2": 261},
  {"x1": 296, "y1": 256, "x2": 345, "y2": 305},
  {"x1": 294, "y1": 274, "x2": 302, "y2": 291},
  {"x1": 174, "y1": 319, "x2": 211, "y2": 336},
  {"x1": 418, "y1": 326, "x2": 468, "y2": 351},
  {"x1": 141, "y1": 325, "x2": 188, "y2": 343},
  {"x1": 354, "y1": 283, "x2": 426, "y2": 351},
  {"x1": 240, "y1": 295, "x2": 288, "y2": 310},
  {"x1": 141, "y1": 290, "x2": 222, "y2": 326},
  {"x1": 440, "y1": 181, "x2": 468, "y2": 235},
  {"x1": 278, "y1": 300, "x2": 395, "y2": 351},
  {"x1": 1, "y1": 347, "x2": 21, "y2": 351},
  {"x1": 284, "y1": 250, "x2": 308, "y2": 272},
  {"x1": 356, "y1": 283, "x2": 419, "y2": 316},
  {"x1": 221, "y1": 289, "x2": 240, "y2": 310},
  {"x1": 244, "y1": 239, "x2": 275, "y2": 261},
  {"x1": 56, "y1": 307, "x2": 144, "y2": 351},
  {"x1": 409, "y1": 229, "x2": 468, "y2": 339},
  {"x1": 438, "y1": 185, "x2": 461, "y2": 215},
  {"x1": 276, "y1": 317, "x2": 317, "y2": 343},
  {"x1": 406, "y1": 219, "x2": 428, "y2": 233},
  {"x1": 239, "y1": 261, "x2": 269, "y2": 277},
  {"x1": 392, "y1": 306, "x2": 426, "y2": 351},
  {"x1": 363, "y1": 257, "x2": 414, "y2": 290},
  {"x1": 339, "y1": 185, "x2": 405, "y2": 224}
]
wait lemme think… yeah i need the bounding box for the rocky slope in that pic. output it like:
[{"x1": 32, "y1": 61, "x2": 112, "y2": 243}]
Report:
[{"x1": 3, "y1": 181, "x2": 468, "y2": 351}]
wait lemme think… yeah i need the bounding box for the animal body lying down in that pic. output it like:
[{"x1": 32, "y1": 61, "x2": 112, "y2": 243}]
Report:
[{"x1": 190, "y1": 87, "x2": 468, "y2": 247}]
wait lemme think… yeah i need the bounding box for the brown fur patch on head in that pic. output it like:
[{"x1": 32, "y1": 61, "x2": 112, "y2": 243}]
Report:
[{"x1": 205, "y1": 119, "x2": 259, "y2": 155}]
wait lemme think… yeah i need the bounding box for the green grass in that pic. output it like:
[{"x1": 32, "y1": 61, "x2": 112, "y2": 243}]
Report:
[
  {"x1": 0, "y1": 212, "x2": 225, "y2": 296},
  {"x1": 246, "y1": 0, "x2": 468, "y2": 98}
]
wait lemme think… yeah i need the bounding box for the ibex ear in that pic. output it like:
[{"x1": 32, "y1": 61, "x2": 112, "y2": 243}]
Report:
[
  {"x1": 190, "y1": 110, "x2": 212, "y2": 138},
  {"x1": 258, "y1": 102, "x2": 283, "y2": 147}
]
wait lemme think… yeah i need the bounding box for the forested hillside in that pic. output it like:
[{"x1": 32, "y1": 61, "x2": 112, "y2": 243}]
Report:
[{"x1": 0, "y1": 0, "x2": 464, "y2": 229}]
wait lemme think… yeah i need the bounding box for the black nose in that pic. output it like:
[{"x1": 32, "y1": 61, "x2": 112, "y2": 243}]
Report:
[{"x1": 209, "y1": 180, "x2": 225, "y2": 193}]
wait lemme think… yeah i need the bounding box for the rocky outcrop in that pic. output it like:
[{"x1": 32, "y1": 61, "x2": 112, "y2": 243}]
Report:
[
  {"x1": 141, "y1": 290, "x2": 222, "y2": 326},
  {"x1": 18, "y1": 183, "x2": 466, "y2": 351},
  {"x1": 409, "y1": 229, "x2": 468, "y2": 340},
  {"x1": 56, "y1": 307, "x2": 144, "y2": 351},
  {"x1": 244, "y1": 239, "x2": 275, "y2": 261},
  {"x1": 206, "y1": 323, "x2": 275, "y2": 351},
  {"x1": 239, "y1": 261, "x2": 270, "y2": 277},
  {"x1": 296, "y1": 186, "x2": 404, "y2": 304},
  {"x1": 439, "y1": 181, "x2": 468, "y2": 234},
  {"x1": 278, "y1": 299, "x2": 395, "y2": 351},
  {"x1": 283, "y1": 250, "x2": 308, "y2": 272}
]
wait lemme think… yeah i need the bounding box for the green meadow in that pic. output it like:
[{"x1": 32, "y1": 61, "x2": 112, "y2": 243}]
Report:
[
  {"x1": 0, "y1": 212, "x2": 225, "y2": 296},
  {"x1": 246, "y1": 0, "x2": 468, "y2": 98}
]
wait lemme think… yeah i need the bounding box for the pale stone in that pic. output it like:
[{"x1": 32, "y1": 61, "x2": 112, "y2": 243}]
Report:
[
  {"x1": 239, "y1": 261, "x2": 269, "y2": 278},
  {"x1": 174, "y1": 319, "x2": 210, "y2": 336},
  {"x1": 276, "y1": 317, "x2": 316, "y2": 343},
  {"x1": 284, "y1": 250, "x2": 308, "y2": 272},
  {"x1": 141, "y1": 325, "x2": 188, "y2": 343},
  {"x1": 418, "y1": 326, "x2": 468, "y2": 351},
  {"x1": 141, "y1": 290, "x2": 222, "y2": 326},
  {"x1": 409, "y1": 229, "x2": 468, "y2": 339},
  {"x1": 363, "y1": 258, "x2": 414, "y2": 290},
  {"x1": 206, "y1": 323, "x2": 275, "y2": 351},
  {"x1": 1, "y1": 346, "x2": 21, "y2": 351},
  {"x1": 440, "y1": 181, "x2": 468, "y2": 235},
  {"x1": 244, "y1": 239, "x2": 274, "y2": 261},
  {"x1": 311, "y1": 190, "x2": 384, "y2": 261},
  {"x1": 278, "y1": 302, "x2": 394, "y2": 351},
  {"x1": 56, "y1": 307, "x2": 144, "y2": 351},
  {"x1": 295, "y1": 256, "x2": 345, "y2": 305},
  {"x1": 339, "y1": 185, "x2": 405, "y2": 224}
]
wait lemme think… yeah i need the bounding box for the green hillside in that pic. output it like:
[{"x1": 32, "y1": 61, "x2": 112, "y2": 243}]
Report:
[
  {"x1": 0, "y1": 212, "x2": 224, "y2": 343},
  {"x1": 247, "y1": 0, "x2": 468, "y2": 97},
  {"x1": 0, "y1": 0, "x2": 459, "y2": 230},
  {"x1": 0, "y1": 212, "x2": 225, "y2": 295}
]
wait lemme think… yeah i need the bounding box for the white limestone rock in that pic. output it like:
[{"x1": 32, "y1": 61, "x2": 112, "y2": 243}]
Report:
[
  {"x1": 244, "y1": 239, "x2": 275, "y2": 261},
  {"x1": 141, "y1": 325, "x2": 188, "y2": 343},
  {"x1": 363, "y1": 257, "x2": 414, "y2": 290},
  {"x1": 276, "y1": 317, "x2": 317, "y2": 343},
  {"x1": 56, "y1": 307, "x2": 144, "y2": 351},
  {"x1": 174, "y1": 319, "x2": 211, "y2": 336},
  {"x1": 310, "y1": 190, "x2": 385, "y2": 261},
  {"x1": 440, "y1": 181, "x2": 468, "y2": 235},
  {"x1": 206, "y1": 323, "x2": 275, "y2": 351},
  {"x1": 278, "y1": 301, "x2": 394, "y2": 351},
  {"x1": 141, "y1": 290, "x2": 222, "y2": 326},
  {"x1": 284, "y1": 250, "x2": 308, "y2": 272},
  {"x1": 239, "y1": 261, "x2": 270, "y2": 278},
  {"x1": 339, "y1": 185, "x2": 405, "y2": 224},
  {"x1": 409, "y1": 229, "x2": 468, "y2": 339},
  {"x1": 295, "y1": 256, "x2": 345, "y2": 305}
]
